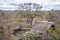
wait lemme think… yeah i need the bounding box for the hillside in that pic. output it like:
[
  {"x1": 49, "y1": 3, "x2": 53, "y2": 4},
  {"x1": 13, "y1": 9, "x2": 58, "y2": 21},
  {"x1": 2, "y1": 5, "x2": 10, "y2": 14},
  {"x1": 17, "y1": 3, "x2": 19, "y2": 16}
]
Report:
[{"x1": 0, "y1": 10, "x2": 60, "y2": 40}]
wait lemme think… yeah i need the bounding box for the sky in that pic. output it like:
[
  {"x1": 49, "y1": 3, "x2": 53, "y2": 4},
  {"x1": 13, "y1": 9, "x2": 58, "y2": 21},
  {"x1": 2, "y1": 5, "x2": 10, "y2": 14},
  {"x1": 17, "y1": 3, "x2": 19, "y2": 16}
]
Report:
[{"x1": 0, "y1": 0, "x2": 60, "y2": 10}]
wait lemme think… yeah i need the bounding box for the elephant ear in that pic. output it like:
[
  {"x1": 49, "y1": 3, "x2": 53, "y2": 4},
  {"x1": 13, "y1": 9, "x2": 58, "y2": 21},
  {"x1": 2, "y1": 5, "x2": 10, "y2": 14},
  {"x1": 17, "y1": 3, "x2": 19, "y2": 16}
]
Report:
[{"x1": 31, "y1": 21, "x2": 54, "y2": 33}]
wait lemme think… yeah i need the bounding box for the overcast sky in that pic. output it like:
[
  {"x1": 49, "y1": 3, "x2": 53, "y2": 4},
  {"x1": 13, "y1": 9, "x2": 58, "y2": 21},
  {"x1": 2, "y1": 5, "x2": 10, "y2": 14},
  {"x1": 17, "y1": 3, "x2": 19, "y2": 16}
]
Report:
[{"x1": 0, "y1": 0, "x2": 60, "y2": 10}]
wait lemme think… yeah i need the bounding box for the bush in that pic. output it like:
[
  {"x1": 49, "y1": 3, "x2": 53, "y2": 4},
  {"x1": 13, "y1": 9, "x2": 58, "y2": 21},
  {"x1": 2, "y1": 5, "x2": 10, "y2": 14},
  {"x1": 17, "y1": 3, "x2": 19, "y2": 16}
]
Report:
[{"x1": 23, "y1": 31, "x2": 41, "y2": 40}]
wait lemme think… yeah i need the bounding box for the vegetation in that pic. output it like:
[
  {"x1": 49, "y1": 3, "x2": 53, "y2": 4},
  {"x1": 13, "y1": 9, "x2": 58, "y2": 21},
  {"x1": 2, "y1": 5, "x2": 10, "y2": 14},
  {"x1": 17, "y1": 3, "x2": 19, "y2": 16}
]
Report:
[{"x1": 0, "y1": 9, "x2": 60, "y2": 40}]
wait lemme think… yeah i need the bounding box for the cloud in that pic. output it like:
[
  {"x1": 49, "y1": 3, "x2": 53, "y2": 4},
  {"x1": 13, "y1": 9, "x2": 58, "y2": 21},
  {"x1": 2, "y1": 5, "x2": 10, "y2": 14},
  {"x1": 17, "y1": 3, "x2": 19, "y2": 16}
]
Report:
[
  {"x1": 0, "y1": 4, "x2": 18, "y2": 10},
  {"x1": 0, "y1": 0, "x2": 18, "y2": 10},
  {"x1": 0, "y1": 0, "x2": 60, "y2": 10}
]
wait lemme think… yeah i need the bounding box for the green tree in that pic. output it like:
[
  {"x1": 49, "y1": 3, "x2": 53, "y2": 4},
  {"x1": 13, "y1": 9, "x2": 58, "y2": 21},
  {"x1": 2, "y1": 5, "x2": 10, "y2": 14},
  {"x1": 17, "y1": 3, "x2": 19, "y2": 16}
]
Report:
[{"x1": 17, "y1": 3, "x2": 42, "y2": 28}]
